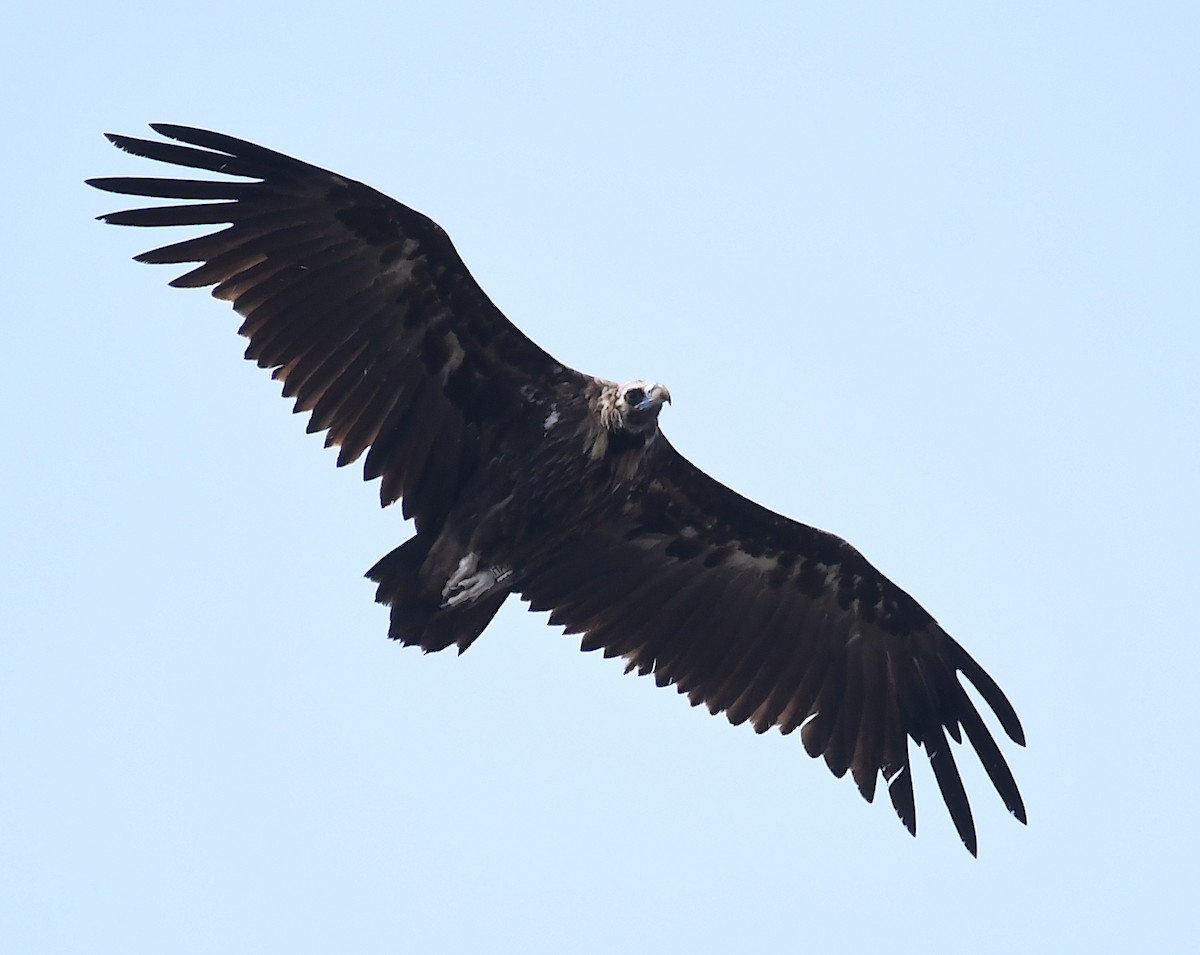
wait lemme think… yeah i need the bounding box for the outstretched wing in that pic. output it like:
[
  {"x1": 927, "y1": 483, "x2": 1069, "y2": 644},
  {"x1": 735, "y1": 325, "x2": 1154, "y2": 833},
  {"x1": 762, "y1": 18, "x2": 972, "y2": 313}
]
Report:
[
  {"x1": 89, "y1": 124, "x2": 581, "y2": 530},
  {"x1": 521, "y1": 437, "x2": 1026, "y2": 855}
]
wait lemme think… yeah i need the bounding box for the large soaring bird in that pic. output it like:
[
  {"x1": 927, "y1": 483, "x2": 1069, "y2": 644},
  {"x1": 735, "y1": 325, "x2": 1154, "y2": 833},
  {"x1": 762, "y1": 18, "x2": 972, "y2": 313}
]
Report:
[{"x1": 89, "y1": 125, "x2": 1025, "y2": 854}]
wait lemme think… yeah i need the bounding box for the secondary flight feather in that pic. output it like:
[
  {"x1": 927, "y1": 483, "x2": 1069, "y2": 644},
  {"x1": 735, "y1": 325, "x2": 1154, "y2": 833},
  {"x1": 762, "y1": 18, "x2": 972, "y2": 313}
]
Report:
[{"x1": 89, "y1": 124, "x2": 1026, "y2": 854}]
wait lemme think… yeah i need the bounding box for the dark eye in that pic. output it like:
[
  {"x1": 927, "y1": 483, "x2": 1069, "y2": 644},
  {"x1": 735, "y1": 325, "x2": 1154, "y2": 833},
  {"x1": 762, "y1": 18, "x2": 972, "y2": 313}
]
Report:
[{"x1": 625, "y1": 387, "x2": 645, "y2": 405}]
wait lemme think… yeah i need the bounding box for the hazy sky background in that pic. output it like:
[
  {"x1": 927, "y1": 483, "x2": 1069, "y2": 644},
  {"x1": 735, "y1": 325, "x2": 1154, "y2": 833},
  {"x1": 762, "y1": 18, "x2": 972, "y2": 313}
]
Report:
[{"x1": 4, "y1": 3, "x2": 1197, "y2": 952}]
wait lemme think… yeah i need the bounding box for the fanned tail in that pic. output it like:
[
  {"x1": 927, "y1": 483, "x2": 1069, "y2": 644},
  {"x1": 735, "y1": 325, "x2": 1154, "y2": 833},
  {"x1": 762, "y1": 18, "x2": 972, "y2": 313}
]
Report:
[{"x1": 367, "y1": 536, "x2": 507, "y2": 654}]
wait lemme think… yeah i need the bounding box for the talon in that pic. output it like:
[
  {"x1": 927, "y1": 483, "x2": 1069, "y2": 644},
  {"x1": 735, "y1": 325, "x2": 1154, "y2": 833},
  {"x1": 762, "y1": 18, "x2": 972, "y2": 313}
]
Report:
[
  {"x1": 441, "y1": 553, "x2": 480, "y2": 599},
  {"x1": 444, "y1": 569, "x2": 493, "y2": 606},
  {"x1": 440, "y1": 556, "x2": 515, "y2": 607}
]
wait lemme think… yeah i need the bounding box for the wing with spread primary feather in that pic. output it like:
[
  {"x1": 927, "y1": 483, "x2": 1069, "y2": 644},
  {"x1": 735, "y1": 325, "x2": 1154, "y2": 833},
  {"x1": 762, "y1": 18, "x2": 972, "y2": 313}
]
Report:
[
  {"x1": 521, "y1": 437, "x2": 1025, "y2": 855},
  {"x1": 89, "y1": 124, "x2": 582, "y2": 531}
]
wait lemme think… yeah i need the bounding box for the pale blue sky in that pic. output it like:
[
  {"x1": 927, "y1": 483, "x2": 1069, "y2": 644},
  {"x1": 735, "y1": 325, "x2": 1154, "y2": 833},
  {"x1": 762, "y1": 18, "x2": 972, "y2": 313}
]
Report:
[{"x1": 3, "y1": 3, "x2": 1197, "y2": 952}]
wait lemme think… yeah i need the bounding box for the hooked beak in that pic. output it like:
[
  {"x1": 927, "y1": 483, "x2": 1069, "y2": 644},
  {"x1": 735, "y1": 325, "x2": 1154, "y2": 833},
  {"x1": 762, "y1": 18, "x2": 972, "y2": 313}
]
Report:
[{"x1": 635, "y1": 383, "x2": 672, "y2": 412}]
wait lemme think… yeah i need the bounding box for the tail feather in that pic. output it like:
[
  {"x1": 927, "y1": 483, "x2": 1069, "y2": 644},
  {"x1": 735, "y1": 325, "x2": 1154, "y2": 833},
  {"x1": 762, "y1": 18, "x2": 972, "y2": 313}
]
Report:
[{"x1": 366, "y1": 535, "x2": 508, "y2": 654}]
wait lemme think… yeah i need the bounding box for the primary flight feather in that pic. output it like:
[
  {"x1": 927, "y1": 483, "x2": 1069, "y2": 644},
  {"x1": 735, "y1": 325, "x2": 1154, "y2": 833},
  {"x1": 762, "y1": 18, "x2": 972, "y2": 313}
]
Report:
[{"x1": 89, "y1": 124, "x2": 1026, "y2": 854}]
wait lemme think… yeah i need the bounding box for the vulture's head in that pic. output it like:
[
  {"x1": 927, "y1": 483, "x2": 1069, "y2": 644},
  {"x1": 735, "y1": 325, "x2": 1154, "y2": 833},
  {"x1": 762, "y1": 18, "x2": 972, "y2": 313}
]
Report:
[{"x1": 608, "y1": 379, "x2": 672, "y2": 434}]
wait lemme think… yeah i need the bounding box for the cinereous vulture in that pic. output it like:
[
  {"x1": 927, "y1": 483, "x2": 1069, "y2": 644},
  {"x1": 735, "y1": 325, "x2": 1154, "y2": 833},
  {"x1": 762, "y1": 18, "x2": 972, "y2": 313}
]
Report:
[{"x1": 90, "y1": 125, "x2": 1025, "y2": 855}]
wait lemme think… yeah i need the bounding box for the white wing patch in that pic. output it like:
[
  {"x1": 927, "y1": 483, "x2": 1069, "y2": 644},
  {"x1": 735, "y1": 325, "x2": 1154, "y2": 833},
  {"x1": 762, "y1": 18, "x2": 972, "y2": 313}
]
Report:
[
  {"x1": 726, "y1": 548, "x2": 786, "y2": 575},
  {"x1": 543, "y1": 405, "x2": 560, "y2": 430}
]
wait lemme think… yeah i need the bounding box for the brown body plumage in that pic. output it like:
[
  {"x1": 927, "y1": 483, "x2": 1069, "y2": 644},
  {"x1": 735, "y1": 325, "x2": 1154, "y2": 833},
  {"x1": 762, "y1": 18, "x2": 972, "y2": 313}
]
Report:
[{"x1": 90, "y1": 125, "x2": 1026, "y2": 855}]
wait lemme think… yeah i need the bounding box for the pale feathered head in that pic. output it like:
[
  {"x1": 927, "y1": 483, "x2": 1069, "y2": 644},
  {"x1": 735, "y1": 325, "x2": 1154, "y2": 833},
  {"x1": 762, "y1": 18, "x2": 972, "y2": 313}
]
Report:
[{"x1": 601, "y1": 379, "x2": 672, "y2": 434}]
